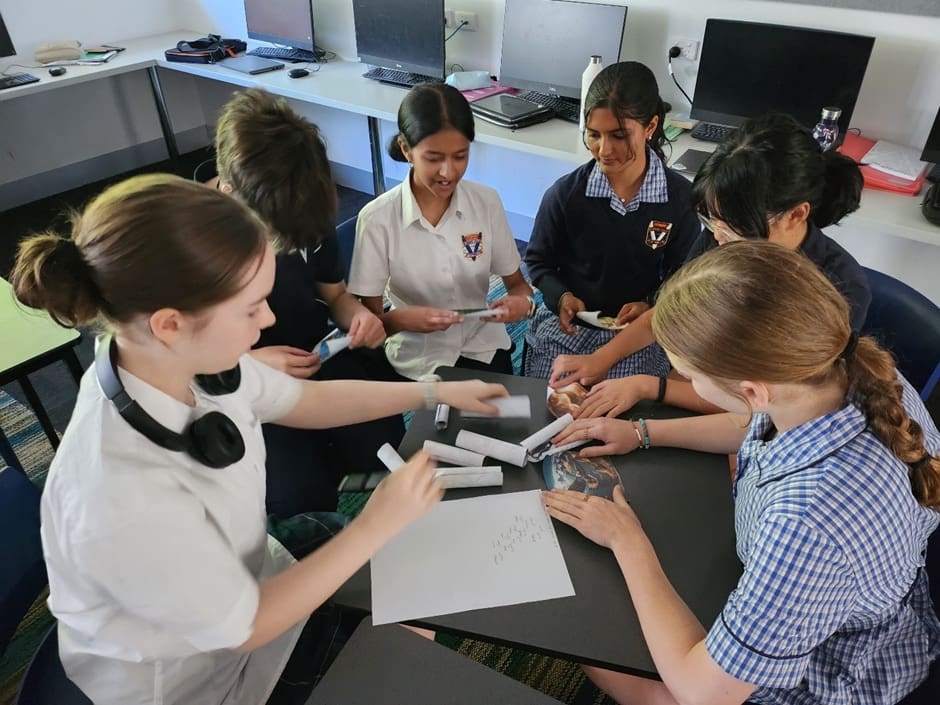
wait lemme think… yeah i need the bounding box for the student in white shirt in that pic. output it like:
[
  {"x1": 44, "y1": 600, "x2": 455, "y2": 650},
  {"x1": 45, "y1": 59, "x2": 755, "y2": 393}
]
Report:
[
  {"x1": 348, "y1": 83, "x2": 535, "y2": 380},
  {"x1": 10, "y1": 174, "x2": 508, "y2": 705}
]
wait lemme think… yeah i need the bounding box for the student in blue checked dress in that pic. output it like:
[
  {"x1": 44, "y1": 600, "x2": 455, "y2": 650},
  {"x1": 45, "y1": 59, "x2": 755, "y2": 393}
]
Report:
[
  {"x1": 546, "y1": 241, "x2": 940, "y2": 705},
  {"x1": 523, "y1": 62, "x2": 698, "y2": 380}
]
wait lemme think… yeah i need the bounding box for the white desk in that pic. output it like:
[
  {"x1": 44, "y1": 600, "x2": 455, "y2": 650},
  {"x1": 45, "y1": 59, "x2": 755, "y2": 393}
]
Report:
[{"x1": 2, "y1": 30, "x2": 937, "y2": 248}]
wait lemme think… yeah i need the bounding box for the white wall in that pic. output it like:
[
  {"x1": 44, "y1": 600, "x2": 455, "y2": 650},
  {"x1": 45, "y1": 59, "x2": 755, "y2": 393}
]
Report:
[
  {"x1": 0, "y1": 0, "x2": 207, "y2": 204},
  {"x1": 2, "y1": 0, "x2": 939, "y2": 299}
]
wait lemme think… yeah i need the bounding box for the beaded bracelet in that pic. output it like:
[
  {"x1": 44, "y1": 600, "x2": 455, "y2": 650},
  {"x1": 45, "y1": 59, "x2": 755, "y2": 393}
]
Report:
[{"x1": 632, "y1": 418, "x2": 651, "y2": 449}]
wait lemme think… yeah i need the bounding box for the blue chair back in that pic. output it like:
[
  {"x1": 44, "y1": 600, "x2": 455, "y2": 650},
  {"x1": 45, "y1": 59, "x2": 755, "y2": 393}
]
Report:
[
  {"x1": 861, "y1": 268, "x2": 940, "y2": 400},
  {"x1": 0, "y1": 466, "x2": 91, "y2": 704},
  {"x1": 0, "y1": 466, "x2": 46, "y2": 656}
]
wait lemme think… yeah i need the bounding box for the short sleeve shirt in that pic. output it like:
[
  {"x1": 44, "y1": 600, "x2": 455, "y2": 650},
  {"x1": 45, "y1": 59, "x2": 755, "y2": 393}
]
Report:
[
  {"x1": 706, "y1": 376, "x2": 940, "y2": 705},
  {"x1": 41, "y1": 352, "x2": 305, "y2": 705},
  {"x1": 348, "y1": 177, "x2": 521, "y2": 379}
]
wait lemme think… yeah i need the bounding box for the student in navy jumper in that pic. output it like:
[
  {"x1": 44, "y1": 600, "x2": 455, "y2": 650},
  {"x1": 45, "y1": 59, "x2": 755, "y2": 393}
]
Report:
[
  {"x1": 554, "y1": 113, "x2": 872, "y2": 420},
  {"x1": 523, "y1": 61, "x2": 699, "y2": 380},
  {"x1": 214, "y1": 89, "x2": 405, "y2": 516}
]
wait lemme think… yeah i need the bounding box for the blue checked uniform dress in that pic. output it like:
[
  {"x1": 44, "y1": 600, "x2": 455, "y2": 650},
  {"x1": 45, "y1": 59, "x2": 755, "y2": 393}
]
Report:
[
  {"x1": 523, "y1": 150, "x2": 698, "y2": 380},
  {"x1": 707, "y1": 377, "x2": 940, "y2": 705}
]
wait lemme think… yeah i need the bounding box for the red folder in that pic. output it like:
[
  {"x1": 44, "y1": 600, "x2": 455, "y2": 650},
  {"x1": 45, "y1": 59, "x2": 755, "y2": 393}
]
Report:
[{"x1": 838, "y1": 132, "x2": 927, "y2": 196}]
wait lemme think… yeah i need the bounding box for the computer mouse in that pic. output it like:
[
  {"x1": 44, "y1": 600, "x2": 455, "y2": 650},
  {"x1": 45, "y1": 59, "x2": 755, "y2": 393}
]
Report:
[
  {"x1": 48, "y1": 66, "x2": 67, "y2": 77},
  {"x1": 288, "y1": 68, "x2": 309, "y2": 79}
]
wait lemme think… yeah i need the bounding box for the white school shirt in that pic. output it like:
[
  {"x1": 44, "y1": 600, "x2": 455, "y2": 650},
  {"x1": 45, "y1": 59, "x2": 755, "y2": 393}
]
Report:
[
  {"x1": 41, "y1": 353, "x2": 304, "y2": 705},
  {"x1": 347, "y1": 176, "x2": 521, "y2": 380}
]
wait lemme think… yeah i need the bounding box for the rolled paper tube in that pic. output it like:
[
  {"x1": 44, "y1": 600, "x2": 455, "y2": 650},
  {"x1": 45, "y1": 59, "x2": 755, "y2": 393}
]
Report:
[
  {"x1": 423, "y1": 440, "x2": 486, "y2": 467},
  {"x1": 433, "y1": 465, "x2": 502, "y2": 476},
  {"x1": 434, "y1": 403, "x2": 451, "y2": 430},
  {"x1": 318, "y1": 335, "x2": 352, "y2": 362},
  {"x1": 455, "y1": 430, "x2": 528, "y2": 467},
  {"x1": 520, "y1": 413, "x2": 574, "y2": 452},
  {"x1": 376, "y1": 442, "x2": 406, "y2": 472},
  {"x1": 434, "y1": 466, "x2": 504, "y2": 489}
]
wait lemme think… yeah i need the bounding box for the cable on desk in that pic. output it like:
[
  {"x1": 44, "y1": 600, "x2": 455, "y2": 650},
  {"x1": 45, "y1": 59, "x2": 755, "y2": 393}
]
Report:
[{"x1": 667, "y1": 46, "x2": 693, "y2": 107}]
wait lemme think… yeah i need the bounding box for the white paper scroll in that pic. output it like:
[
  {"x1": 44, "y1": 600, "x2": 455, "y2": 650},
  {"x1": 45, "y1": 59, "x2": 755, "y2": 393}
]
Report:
[
  {"x1": 456, "y1": 430, "x2": 529, "y2": 467},
  {"x1": 520, "y1": 413, "x2": 573, "y2": 453},
  {"x1": 461, "y1": 395, "x2": 532, "y2": 419},
  {"x1": 423, "y1": 440, "x2": 486, "y2": 468},
  {"x1": 575, "y1": 311, "x2": 627, "y2": 330},
  {"x1": 318, "y1": 335, "x2": 352, "y2": 362},
  {"x1": 459, "y1": 309, "x2": 500, "y2": 321},
  {"x1": 434, "y1": 466, "x2": 503, "y2": 489},
  {"x1": 377, "y1": 442, "x2": 406, "y2": 472}
]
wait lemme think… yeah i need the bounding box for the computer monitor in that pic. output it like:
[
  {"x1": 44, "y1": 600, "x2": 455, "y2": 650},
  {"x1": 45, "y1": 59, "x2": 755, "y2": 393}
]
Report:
[
  {"x1": 499, "y1": 0, "x2": 627, "y2": 100},
  {"x1": 691, "y1": 19, "x2": 874, "y2": 137},
  {"x1": 921, "y1": 107, "x2": 940, "y2": 165},
  {"x1": 243, "y1": 0, "x2": 316, "y2": 54},
  {"x1": 353, "y1": 0, "x2": 444, "y2": 78},
  {"x1": 1, "y1": 10, "x2": 17, "y2": 58}
]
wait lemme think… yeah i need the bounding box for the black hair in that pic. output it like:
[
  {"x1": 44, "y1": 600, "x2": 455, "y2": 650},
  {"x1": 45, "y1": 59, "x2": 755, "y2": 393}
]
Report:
[
  {"x1": 583, "y1": 61, "x2": 669, "y2": 163},
  {"x1": 387, "y1": 83, "x2": 475, "y2": 162},
  {"x1": 690, "y1": 113, "x2": 863, "y2": 238}
]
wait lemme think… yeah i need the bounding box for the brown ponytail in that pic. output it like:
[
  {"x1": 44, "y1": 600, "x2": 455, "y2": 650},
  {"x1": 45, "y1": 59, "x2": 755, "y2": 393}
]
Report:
[
  {"x1": 11, "y1": 173, "x2": 268, "y2": 328},
  {"x1": 652, "y1": 240, "x2": 940, "y2": 509},
  {"x1": 847, "y1": 337, "x2": 940, "y2": 508}
]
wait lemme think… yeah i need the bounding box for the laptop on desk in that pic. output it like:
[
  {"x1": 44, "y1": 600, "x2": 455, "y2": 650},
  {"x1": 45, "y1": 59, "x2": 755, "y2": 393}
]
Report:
[
  {"x1": 219, "y1": 55, "x2": 284, "y2": 75},
  {"x1": 470, "y1": 94, "x2": 552, "y2": 129}
]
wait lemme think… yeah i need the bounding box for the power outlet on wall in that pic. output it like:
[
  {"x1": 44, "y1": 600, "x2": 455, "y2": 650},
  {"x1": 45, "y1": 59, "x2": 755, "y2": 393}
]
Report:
[
  {"x1": 670, "y1": 38, "x2": 699, "y2": 61},
  {"x1": 444, "y1": 10, "x2": 456, "y2": 28},
  {"x1": 454, "y1": 11, "x2": 478, "y2": 32}
]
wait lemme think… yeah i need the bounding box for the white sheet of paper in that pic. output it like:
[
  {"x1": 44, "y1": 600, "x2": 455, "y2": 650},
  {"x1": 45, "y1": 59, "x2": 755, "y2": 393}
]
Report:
[
  {"x1": 371, "y1": 490, "x2": 574, "y2": 625},
  {"x1": 461, "y1": 395, "x2": 532, "y2": 418}
]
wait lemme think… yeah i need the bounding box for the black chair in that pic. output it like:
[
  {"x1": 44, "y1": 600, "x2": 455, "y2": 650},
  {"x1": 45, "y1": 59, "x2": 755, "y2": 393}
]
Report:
[
  {"x1": 0, "y1": 466, "x2": 91, "y2": 704},
  {"x1": 861, "y1": 267, "x2": 940, "y2": 400}
]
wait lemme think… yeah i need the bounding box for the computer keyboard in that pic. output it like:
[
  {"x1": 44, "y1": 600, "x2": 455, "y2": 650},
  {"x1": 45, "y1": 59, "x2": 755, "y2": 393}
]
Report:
[
  {"x1": 247, "y1": 46, "x2": 320, "y2": 62},
  {"x1": 362, "y1": 67, "x2": 442, "y2": 88},
  {"x1": 517, "y1": 91, "x2": 580, "y2": 124},
  {"x1": 690, "y1": 122, "x2": 736, "y2": 143},
  {"x1": 0, "y1": 72, "x2": 40, "y2": 90}
]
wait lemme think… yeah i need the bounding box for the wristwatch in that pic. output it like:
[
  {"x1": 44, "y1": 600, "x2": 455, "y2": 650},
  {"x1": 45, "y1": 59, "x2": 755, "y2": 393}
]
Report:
[{"x1": 418, "y1": 373, "x2": 442, "y2": 410}]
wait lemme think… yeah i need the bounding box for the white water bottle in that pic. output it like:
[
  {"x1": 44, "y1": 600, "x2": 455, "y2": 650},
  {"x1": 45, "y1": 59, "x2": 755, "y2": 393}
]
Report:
[{"x1": 580, "y1": 55, "x2": 603, "y2": 131}]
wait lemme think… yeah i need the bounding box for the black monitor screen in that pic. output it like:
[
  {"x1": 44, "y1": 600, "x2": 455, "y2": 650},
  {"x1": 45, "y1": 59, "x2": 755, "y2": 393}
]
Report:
[
  {"x1": 921, "y1": 108, "x2": 940, "y2": 164},
  {"x1": 1, "y1": 11, "x2": 16, "y2": 58},
  {"x1": 500, "y1": 0, "x2": 627, "y2": 100},
  {"x1": 353, "y1": 0, "x2": 444, "y2": 78},
  {"x1": 691, "y1": 19, "x2": 874, "y2": 135},
  {"x1": 244, "y1": 0, "x2": 315, "y2": 52}
]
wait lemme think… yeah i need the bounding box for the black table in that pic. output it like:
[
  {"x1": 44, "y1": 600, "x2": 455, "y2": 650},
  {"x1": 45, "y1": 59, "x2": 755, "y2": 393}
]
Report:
[
  {"x1": 308, "y1": 617, "x2": 563, "y2": 705},
  {"x1": 333, "y1": 368, "x2": 742, "y2": 678}
]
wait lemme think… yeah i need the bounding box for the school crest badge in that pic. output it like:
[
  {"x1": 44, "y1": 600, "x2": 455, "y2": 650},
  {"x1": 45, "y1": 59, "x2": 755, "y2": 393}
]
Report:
[
  {"x1": 645, "y1": 220, "x2": 673, "y2": 250},
  {"x1": 461, "y1": 232, "x2": 484, "y2": 261}
]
